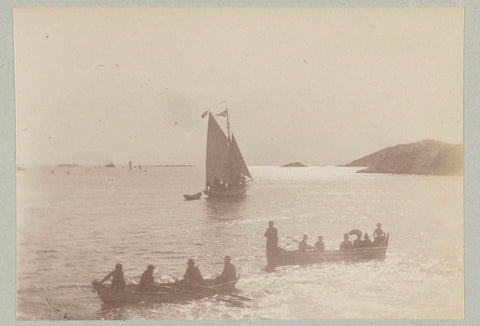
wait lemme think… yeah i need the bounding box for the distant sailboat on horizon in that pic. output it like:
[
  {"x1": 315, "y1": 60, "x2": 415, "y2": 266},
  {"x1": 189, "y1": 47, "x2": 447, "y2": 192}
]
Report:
[{"x1": 203, "y1": 109, "x2": 252, "y2": 199}]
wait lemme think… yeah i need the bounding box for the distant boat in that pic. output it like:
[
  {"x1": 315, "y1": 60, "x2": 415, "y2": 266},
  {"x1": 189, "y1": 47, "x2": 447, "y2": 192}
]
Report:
[
  {"x1": 203, "y1": 110, "x2": 252, "y2": 199},
  {"x1": 281, "y1": 162, "x2": 307, "y2": 167},
  {"x1": 105, "y1": 163, "x2": 115, "y2": 168},
  {"x1": 57, "y1": 164, "x2": 79, "y2": 168},
  {"x1": 184, "y1": 192, "x2": 202, "y2": 200}
]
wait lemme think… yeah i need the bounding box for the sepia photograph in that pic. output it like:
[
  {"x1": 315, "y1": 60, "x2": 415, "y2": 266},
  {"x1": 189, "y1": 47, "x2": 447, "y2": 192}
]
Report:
[{"x1": 13, "y1": 7, "x2": 463, "y2": 320}]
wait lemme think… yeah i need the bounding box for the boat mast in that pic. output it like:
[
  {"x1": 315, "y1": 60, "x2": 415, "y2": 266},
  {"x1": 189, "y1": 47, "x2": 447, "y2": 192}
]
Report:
[
  {"x1": 226, "y1": 107, "x2": 231, "y2": 144},
  {"x1": 226, "y1": 108, "x2": 233, "y2": 184}
]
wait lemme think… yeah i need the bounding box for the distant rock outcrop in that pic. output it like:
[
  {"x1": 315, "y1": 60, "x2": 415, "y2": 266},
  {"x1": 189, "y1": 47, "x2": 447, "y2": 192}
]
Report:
[
  {"x1": 281, "y1": 162, "x2": 307, "y2": 167},
  {"x1": 345, "y1": 139, "x2": 462, "y2": 175},
  {"x1": 57, "y1": 164, "x2": 79, "y2": 167}
]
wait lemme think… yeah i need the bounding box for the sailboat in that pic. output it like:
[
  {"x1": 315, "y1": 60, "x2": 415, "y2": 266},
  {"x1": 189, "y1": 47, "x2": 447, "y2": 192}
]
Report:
[{"x1": 204, "y1": 110, "x2": 252, "y2": 199}]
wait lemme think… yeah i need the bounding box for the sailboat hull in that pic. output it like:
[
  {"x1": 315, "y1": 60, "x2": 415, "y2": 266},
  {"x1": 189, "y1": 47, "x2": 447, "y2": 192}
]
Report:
[{"x1": 203, "y1": 187, "x2": 247, "y2": 199}]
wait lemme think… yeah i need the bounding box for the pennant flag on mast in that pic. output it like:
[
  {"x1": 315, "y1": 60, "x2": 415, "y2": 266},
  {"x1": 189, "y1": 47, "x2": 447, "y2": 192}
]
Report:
[
  {"x1": 201, "y1": 110, "x2": 208, "y2": 118},
  {"x1": 216, "y1": 109, "x2": 228, "y2": 117}
]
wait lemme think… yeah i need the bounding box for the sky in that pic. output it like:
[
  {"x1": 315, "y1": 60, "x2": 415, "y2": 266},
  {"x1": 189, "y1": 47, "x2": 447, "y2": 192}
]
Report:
[{"x1": 14, "y1": 7, "x2": 463, "y2": 167}]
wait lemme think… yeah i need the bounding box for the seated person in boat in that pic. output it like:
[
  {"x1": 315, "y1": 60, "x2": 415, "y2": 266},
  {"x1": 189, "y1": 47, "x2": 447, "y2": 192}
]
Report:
[
  {"x1": 216, "y1": 256, "x2": 237, "y2": 282},
  {"x1": 298, "y1": 234, "x2": 314, "y2": 252},
  {"x1": 184, "y1": 259, "x2": 204, "y2": 285},
  {"x1": 314, "y1": 236, "x2": 324, "y2": 252},
  {"x1": 361, "y1": 233, "x2": 373, "y2": 248},
  {"x1": 352, "y1": 233, "x2": 363, "y2": 248},
  {"x1": 373, "y1": 223, "x2": 386, "y2": 246},
  {"x1": 213, "y1": 179, "x2": 226, "y2": 191},
  {"x1": 138, "y1": 264, "x2": 155, "y2": 292},
  {"x1": 99, "y1": 263, "x2": 126, "y2": 290},
  {"x1": 339, "y1": 234, "x2": 352, "y2": 251},
  {"x1": 212, "y1": 178, "x2": 222, "y2": 191}
]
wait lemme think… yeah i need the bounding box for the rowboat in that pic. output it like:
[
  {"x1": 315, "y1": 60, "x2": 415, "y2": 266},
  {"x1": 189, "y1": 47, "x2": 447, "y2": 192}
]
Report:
[
  {"x1": 267, "y1": 234, "x2": 389, "y2": 267},
  {"x1": 183, "y1": 192, "x2": 202, "y2": 200},
  {"x1": 91, "y1": 276, "x2": 239, "y2": 305}
]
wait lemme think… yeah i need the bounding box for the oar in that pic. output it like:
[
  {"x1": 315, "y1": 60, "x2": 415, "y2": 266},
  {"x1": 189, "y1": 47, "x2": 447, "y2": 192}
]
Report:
[
  {"x1": 193, "y1": 284, "x2": 247, "y2": 304},
  {"x1": 229, "y1": 293, "x2": 253, "y2": 301},
  {"x1": 317, "y1": 254, "x2": 328, "y2": 263},
  {"x1": 163, "y1": 284, "x2": 241, "y2": 305},
  {"x1": 291, "y1": 239, "x2": 315, "y2": 251},
  {"x1": 152, "y1": 283, "x2": 177, "y2": 291},
  {"x1": 160, "y1": 285, "x2": 183, "y2": 293},
  {"x1": 194, "y1": 279, "x2": 253, "y2": 302}
]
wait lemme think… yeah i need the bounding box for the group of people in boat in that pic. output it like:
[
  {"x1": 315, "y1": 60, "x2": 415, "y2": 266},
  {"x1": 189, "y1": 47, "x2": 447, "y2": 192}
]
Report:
[
  {"x1": 98, "y1": 256, "x2": 237, "y2": 292},
  {"x1": 264, "y1": 220, "x2": 327, "y2": 255},
  {"x1": 264, "y1": 220, "x2": 387, "y2": 255},
  {"x1": 205, "y1": 175, "x2": 247, "y2": 192},
  {"x1": 339, "y1": 222, "x2": 387, "y2": 250},
  {"x1": 296, "y1": 234, "x2": 324, "y2": 252},
  {"x1": 98, "y1": 222, "x2": 385, "y2": 291}
]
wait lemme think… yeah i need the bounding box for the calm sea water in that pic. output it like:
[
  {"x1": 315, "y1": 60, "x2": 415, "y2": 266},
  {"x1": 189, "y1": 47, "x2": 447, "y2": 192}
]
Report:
[{"x1": 16, "y1": 166, "x2": 463, "y2": 320}]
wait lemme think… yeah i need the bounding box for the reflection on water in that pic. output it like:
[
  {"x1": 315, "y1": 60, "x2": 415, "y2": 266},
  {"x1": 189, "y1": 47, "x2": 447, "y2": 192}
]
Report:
[
  {"x1": 16, "y1": 166, "x2": 463, "y2": 319},
  {"x1": 203, "y1": 195, "x2": 249, "y2": 220}
]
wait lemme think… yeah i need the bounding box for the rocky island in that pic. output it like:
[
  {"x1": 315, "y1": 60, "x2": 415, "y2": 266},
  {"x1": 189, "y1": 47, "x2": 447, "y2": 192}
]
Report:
[
  {"x1": 344, "y1": 139, "x2": 462, "y2": 175},
  {"x1": 281, "y1": 162, "x2": 307, "y2": 167},
  {"x1": 57, "y1": 164, "x2": 79, "y2": 168}
]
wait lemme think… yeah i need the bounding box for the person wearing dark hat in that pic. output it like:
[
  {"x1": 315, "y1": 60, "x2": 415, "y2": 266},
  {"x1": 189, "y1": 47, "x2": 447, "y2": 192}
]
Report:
[
  {"x1": 99, "y1": 263, "x2": 126, "y2": 290},
  {"x1": 184, "y1": 259, "x2": 203, "y2": 286},
  {"x1": 138, "y1": 264, "x2": 156, "y2": 292},
  {"x1": 361, "y1": 233, "x2": 373, "y2": 248},
  {"x1": 264, "y1": 221, "x2": 278, "y2": 248},
  {"x1": 352, "y1": 233, "x2": 363, "y2": 248},
  {"x1": 216, "y1": 256, "x2": 237, "y2": 282},
  {"x1": 373, "y1": 223, "x2": 385, "y2": 246},
  {"x1": 264, "y1": 221, "x2": 278, "y2": 265},
  {"x1": 339, "y1": 234, "x2": 352, "y2": 251},
  {"x1": 314, "y1": 236, "x2": 324, "y2": 252}
]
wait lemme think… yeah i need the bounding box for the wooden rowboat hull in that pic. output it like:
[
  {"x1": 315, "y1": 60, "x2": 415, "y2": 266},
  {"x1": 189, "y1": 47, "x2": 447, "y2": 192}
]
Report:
[
  {"x1": 184, "y1": 192, "x2": 202, "y2": 200},
  {"x1": 92, "y1": 277, "x2": 238, "y2": 305},
  {"x1": 267, "y1": 245, "x2": 388, "y2": 267}
]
